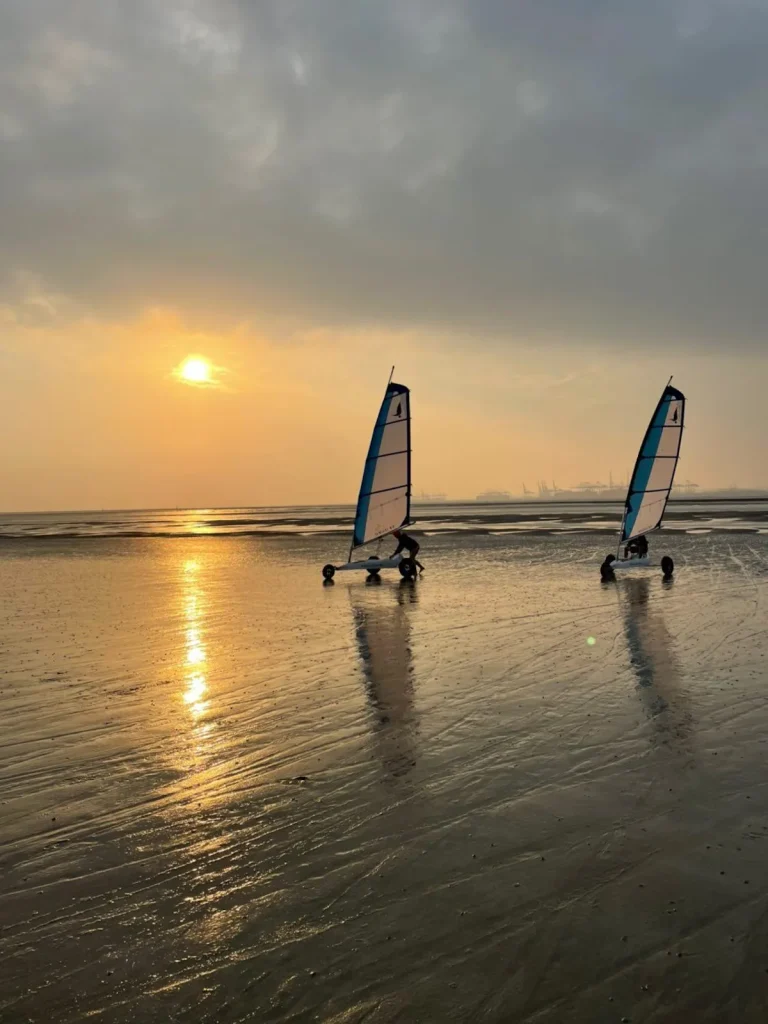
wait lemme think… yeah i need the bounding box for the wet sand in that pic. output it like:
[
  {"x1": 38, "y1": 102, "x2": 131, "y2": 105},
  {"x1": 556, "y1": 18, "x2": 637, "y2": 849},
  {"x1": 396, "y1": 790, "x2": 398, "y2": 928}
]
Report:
[{"x1": 2, "y1": 532, "x2": 768, "y2": 1022}]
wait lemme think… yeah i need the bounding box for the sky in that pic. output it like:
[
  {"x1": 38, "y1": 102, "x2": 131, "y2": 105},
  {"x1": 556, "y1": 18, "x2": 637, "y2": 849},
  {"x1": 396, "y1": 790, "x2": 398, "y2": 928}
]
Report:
[{"x1": 2, "y1": 0, "x2": 767, "y2": 511}]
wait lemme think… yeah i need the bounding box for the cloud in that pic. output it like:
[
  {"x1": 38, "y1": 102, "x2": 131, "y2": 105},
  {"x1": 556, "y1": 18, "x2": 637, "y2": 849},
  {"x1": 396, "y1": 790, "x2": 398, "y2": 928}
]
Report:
[{"x1": 2, "y1": 0, "x2": 768, "y2": 348}]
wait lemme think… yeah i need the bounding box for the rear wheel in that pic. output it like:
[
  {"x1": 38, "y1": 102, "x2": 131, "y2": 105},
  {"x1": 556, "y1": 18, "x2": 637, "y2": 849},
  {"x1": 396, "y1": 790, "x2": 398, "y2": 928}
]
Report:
[
  {"x1": 399, "y1": 558, "x2": 416, "y2": 579},
  {"x1": 322, "y1": 564, "x2": 336, "y2": 580},
  {"x1": 600, "y1": 555, "x2": 615, "y2": 580}
]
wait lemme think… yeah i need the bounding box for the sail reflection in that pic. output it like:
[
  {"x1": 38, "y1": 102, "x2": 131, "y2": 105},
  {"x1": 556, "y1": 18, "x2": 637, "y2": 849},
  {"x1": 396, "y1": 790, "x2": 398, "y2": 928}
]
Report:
[
  {"x1": 620, "y1": 578, "x2": 691, "y2": 751},
  {"x1": 350, "y1": 580, "x2": 419, "y2": 779},
  {"x1": 181, "y1": 559, "x2": 209, "y2": 722}
]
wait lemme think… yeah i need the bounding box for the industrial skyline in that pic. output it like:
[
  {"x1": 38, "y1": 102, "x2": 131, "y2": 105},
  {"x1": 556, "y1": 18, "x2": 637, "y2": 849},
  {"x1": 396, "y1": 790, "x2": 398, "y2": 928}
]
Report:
[{"x1": 409, "y1": 477, "x2": 768, "y2": 504}]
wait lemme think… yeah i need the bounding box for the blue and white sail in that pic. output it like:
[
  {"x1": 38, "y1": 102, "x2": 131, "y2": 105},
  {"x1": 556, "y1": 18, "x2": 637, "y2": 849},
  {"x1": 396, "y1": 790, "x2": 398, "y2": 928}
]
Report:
[
  {"x1": 352, "y1": 381, "x2": 411, "y2": 549},
  {"x1": 620, "y1": 382, "x2": 685, "y2": 545}
]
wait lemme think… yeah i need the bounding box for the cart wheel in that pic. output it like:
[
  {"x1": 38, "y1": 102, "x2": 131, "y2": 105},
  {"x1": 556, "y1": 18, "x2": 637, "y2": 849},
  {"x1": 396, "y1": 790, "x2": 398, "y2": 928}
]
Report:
[
  {"x1": 600, "y1": 555, "x2": 615, "y2": 581},
  {"x1": 661, "y1": 555, "x2": 674, "y2": 578},
  {"x1": 322, "y1": 564, "x2": 336, "y2": 580},
  {"x1": 399, "y1": 558, "x2": 416, "y2": 579}
]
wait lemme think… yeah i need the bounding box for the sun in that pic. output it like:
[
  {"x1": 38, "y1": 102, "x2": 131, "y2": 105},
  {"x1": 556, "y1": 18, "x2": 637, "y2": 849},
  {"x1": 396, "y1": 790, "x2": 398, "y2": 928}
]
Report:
[
  {"x1": 173, "y1": 355, "x2": 220, "y2": 387},
  {"x1": 179, "y1": 356, "x2": 212, "y2": 384},
  {"x1": 172, "y1": 353, "x2": 229, "y2": 390}
]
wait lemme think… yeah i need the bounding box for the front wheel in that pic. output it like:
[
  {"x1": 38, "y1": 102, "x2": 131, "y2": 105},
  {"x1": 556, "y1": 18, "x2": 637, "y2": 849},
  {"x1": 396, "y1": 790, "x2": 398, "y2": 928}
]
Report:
[
  {"x1": 399, "y1": 558, "x2": 417, "y2": 579},
  {"x1": 322, "y1": 564, "x2": 336, "y2": 580},
  {"x1": 661, "y1": 555, "x2": 674, "y2": 577}
]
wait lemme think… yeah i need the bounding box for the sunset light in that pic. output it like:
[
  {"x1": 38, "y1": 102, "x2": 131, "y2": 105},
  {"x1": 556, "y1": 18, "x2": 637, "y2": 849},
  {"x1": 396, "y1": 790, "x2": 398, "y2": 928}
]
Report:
[
  {"x1": 176, "y1": 356, "x2": 214, "y2": 386},
  {"x1": 5, "y1": 3, "x2": 768, "y2": 1020}
]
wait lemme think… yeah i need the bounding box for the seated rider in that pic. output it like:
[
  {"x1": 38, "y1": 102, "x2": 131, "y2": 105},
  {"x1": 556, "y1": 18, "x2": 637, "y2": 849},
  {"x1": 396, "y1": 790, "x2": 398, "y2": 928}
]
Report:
[
  {"x1": 624, "y1": 534, "x2": 649, "y2": 559},
  {"x1": 391, "y1": 529, "x2": 425, "y2": 574}
]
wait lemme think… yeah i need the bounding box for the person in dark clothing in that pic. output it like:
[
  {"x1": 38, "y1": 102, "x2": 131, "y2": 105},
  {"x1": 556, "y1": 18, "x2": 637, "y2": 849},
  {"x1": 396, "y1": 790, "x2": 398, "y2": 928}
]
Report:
[
  {"x1": 624, "y1": 534, "x2": 649, "y2": 560},
  {"x1": 600, "y1": 554, "x2": 616, "y2": 581},
  {"x1": 391, "y1": 529, "x2": 424, "y2": 573}
]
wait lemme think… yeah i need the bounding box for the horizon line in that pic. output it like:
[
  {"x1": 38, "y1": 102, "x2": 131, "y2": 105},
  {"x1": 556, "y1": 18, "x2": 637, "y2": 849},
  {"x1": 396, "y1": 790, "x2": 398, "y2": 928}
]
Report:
[{"x1": 2, "y1": 490, "x2": 768, "y2": 518}]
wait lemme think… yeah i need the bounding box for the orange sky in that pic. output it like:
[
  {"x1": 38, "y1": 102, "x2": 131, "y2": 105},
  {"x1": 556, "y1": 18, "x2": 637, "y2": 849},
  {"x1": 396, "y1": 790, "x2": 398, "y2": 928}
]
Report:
[{"x1": 2, "y1": 304, "x2": 765, "y2": 511}]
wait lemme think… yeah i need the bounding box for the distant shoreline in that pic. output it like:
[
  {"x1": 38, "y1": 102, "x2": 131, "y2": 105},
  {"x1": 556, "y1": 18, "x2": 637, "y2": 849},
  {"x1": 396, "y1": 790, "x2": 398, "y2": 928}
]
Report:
[{"x1": 431, "y1": 495, "x2": 768, "y2": 506}]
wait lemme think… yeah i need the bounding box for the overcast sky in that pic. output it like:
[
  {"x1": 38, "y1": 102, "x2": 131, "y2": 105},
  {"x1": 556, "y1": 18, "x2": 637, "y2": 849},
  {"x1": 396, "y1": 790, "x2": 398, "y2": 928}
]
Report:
[{"x1": 2, "y1": 0, "x2": 767, "y2": 510}]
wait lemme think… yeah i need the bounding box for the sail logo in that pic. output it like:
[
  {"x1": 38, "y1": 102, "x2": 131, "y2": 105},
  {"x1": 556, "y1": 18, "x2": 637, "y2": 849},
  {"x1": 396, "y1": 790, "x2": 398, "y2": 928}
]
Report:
[
  {"x1": 395, "y1": 402, "x2": 402, "y2": 418},
  {"x1": 672, "y1": 408, "x2": 678, "y2": 423}
]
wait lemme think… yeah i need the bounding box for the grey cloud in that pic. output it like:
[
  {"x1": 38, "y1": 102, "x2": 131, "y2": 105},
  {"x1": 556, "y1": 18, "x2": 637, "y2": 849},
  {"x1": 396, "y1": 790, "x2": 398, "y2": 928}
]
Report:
[{"x1": 2, "y1": 0, "x2": 768, "y2": 347}]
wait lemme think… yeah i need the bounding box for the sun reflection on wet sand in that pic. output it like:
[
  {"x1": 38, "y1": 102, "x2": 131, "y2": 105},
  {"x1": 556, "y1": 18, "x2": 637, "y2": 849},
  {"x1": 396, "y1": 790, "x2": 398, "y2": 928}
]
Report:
[
  {"x1": 181, "y1": 559, "x2": 210, "y2": 723},
  {"x1": 183, "y1": 673, "x2": 208, "y2": 719}
]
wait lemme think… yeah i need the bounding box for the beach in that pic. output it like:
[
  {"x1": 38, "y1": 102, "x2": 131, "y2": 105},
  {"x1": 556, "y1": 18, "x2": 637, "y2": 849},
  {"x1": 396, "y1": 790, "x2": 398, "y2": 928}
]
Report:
[{"x1": 2, "y1": 511, "x2": 768, "y2": 1022}]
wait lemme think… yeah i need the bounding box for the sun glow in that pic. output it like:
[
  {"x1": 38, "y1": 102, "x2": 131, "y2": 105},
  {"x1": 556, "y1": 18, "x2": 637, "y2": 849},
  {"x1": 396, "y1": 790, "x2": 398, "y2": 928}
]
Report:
[{"x1": 176, "y1": 355, "x2": 214, "y2": 386}]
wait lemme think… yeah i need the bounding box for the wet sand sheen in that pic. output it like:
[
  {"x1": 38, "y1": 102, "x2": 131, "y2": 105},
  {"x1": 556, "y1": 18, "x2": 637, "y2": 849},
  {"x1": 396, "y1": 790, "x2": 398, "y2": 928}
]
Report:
[{"x1": 1, "y1": 532, "x2": 768, "y2": 1022}]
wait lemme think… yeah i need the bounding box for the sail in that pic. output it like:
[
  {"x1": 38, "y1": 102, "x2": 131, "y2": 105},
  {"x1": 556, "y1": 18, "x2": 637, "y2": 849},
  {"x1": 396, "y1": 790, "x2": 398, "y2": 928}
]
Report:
[
  {"x1": 352, "y1": 382, "x2": 411, "y2": 548},
  {"x1": 620, "y1": 383, "x2": 685, "y2": 544}
]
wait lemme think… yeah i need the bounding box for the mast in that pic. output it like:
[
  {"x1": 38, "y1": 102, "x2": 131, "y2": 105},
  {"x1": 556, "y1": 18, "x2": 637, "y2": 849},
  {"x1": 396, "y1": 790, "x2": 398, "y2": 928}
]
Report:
[{"x1": 616, "y1": 508, "x2": 627, "y2": 561}]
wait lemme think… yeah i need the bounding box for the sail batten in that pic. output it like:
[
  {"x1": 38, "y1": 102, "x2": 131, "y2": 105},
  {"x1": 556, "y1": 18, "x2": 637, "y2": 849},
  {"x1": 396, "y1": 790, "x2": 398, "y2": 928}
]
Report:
[
  {"x1": 620, "y1": 383, "x2": 685, "y2": 545},
  {"x1": 352, "y1": 382, "x2": 411, "y2": 549}
]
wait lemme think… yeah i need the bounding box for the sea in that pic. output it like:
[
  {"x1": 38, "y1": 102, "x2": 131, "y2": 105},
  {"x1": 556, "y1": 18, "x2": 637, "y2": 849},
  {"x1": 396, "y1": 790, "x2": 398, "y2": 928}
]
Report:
[{"x1": 1, "y1": 498, "x2": 767, "y2": 539}]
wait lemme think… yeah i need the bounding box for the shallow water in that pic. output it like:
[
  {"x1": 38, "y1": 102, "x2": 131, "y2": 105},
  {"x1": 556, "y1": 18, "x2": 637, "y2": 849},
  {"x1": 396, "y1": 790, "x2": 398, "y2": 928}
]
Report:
[
  {"x1": 1, "y1": 499, "x2": 767, "y2": 539},
  {"x1": 2, "y1": 531, "x2": 768, "y2": 1022}
]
